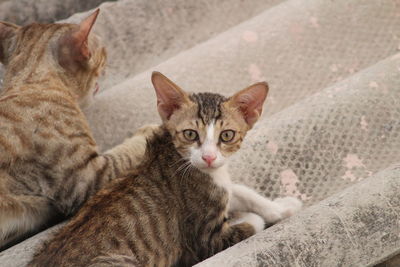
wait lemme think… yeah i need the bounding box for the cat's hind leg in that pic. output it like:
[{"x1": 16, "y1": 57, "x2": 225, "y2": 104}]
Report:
[
  {"x1": 0, "y1": 194, "x2": 58, "y2": 250},
  {"x1": 229, "y1": 184, "x2": 302, "y2": 224}
]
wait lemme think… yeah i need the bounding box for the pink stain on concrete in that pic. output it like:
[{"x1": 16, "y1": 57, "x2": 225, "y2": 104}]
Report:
[
  {"x1": 341, "y1": 154, "x2": 369, "y2": 181},
  {"x1": 334, "y1": 75, "x2": 343, "y2": 82},
  {"x1": 242, "y1": 30, "x2": 258, "y2": 43},
  {"x1": 330, "y1": 64, "x2": 339, "y2": 72},
  {"x1": 333, "y1": 86, "x2": 345, "y2": 92},
  {"x1": 347, "y1": 62, "x2": 360, "y2": 74},
  {"x1": 309, "y1": 17, "x2": 320, "y2": 28},
  {"x1": 288, "y1": 23, "x2": 304, "y2": 40},
  {"x1": 342, "y1": 170, "x2": 357, "y2": 182},
  {"x1": 360, "y1": 116, "x2": 368, "y2": 131},
  {"x1": 280, "y1": 169, "x2": 311, "y2": 201},
  {"x1": 369, "y1": 81, "x2": 378, "y2": 88},
  {"x1": 343, "y1": 154, "x2": 365, "y2": 169},
  {"x1": 248, "y1": 64, "x2": 265, "y2": 82},
  {"x1": 369, "y1": 81, "x2": 389, "y2": 94},
  {"x1": 266, "y1": 141, "x2": 279, "y2": 155},
  {"x1": 391, "y1": 53, "x2": 400, "y2": 60}
]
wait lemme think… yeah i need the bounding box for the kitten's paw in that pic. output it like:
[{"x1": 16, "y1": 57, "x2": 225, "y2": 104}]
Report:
[
  {"x1": 273, "y1": 196, "x2": 303, "y2": 219},
  {"x1": 258, "y1": 202, "x2": 285, "y2": 224},
  {"x1": 240, "y1": 212, "x2": 265, "y2": 233}
]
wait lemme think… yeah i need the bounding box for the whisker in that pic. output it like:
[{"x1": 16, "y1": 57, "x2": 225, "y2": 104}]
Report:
[
  {"x1": 173, "y1": 160, "x2": 190, "y2": 178},
  {"x1": 170, "y1": 157, "x2": 187, "y2": 168},
  {"x1": 181, "y1": 163, "x2": 194, "y2": 186}
]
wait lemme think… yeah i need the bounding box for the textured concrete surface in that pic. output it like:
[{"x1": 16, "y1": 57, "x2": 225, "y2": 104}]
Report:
[
  {"x1": 196, "y1": 165, "x2": 400, "y2": 266},
  {"x1": 1, "y1": 0, "x2": 400, "y2": 266},
  {"x1": 0, "y1": 0, "x2": 112, "y2": 25},
  {"x1": 0, "y1": 0, "x2": 285, "y2": 90},
  {"x1": 63, "y1": 0, "x2": 285, "y2": 90}
]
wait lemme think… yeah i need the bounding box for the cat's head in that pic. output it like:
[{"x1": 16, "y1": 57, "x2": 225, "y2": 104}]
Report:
[
  {"x1": 0, "y1": 9, "x2": 107, "y2": 108},
  {"x1": 151, "y1": 72, "x2": 268, "y2": 173}
]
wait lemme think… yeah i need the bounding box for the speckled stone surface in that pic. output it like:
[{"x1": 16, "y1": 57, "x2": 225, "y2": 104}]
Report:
[
  {"x1": 0, "y1": 0, "x2": 284, "y2": 90},
  {"x1": 0, "y1": 0, "x2": 400, "y2": 266},
  {"x1": 196, "y1": 165, "x2": 400, "y2": 266},
  {"x1": 0, "y1": 0, "x2": 112, "y2": 25}
]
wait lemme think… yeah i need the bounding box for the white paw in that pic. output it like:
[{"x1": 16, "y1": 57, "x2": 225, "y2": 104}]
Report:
[
  {"x1": 233, "y1": 212, "x2": 265, "y2": 233},
  {"x1": 258, "y1": 201, "x2": 286, "y2": 224},
  {"x1": 243, "y1": 213, "x2": 265, "y2": 233},
  {"x1": 273, "y1": 196, "x2": 303, "y2": 219}
]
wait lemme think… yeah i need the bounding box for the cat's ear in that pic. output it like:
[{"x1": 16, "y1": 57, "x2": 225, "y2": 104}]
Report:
[
  {"x1": 151, "y1": 71, "x2": 190, "y2": 121},
  {"x1": 0, "y1": 22, "x2": 19, "y2": 64},
  {"x1": 227, "y1": 82, "x2": 269, "y2": 128},
  {"x1": 58, "y1": 9, "x2": 100, "y2": 68}
]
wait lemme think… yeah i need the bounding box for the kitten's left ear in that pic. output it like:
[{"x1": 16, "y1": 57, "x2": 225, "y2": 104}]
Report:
[
  {"x1": 0, "y1": 22, "x2": 19, "y2": 64},
  {"x1": 58, "y1": 9, "x2": 100, "y2": 69},
  {"x1": 227, "y1": 82, "x2": 269, "y2": 128}
]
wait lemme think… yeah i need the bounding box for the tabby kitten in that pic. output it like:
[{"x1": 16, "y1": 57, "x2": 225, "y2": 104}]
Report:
[
  {"x1": 29, "y1": 72, "x2": 302, "y2": 267},
  {"x1": 0, "y1": 10, "x2": 155, "y2": 250}
]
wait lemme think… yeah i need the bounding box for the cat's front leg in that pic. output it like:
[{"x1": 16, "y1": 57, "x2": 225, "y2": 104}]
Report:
[
  {"x1": 103, "y1": 124, "x2": 162, "y2": 177},
  {"x1": 59, "y1": 124, "x2": 163, "y2": 215},
  {"x1": 229, "y1": 184, "x2": 302, "y2": 224}
]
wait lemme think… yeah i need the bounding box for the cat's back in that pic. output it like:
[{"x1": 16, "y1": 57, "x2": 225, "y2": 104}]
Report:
[
  {"x1": 0, "y1": 21, "x2": 93, "y2": 161},
  {"x1": 0, "y1": 87, "x2": 90, "y2": 164}
]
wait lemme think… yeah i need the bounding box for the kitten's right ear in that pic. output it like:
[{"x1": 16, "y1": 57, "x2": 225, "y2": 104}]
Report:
[
  {"x1": 151, "y1": 72, "x2": 190, "y2": 121},
  {"x1": 0, "y1": 22, "x2": 19, "y2": 64}
]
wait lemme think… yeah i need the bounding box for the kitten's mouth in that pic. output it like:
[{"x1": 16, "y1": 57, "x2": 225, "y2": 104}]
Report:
[
  {"x1": 196, "y1": 164, "x2": 220, "y2": 173},
  {"x1": 93, "y1": 83, "x2": 100, "y2": 96}
]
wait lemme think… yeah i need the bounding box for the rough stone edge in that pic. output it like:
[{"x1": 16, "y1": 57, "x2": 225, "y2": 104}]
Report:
[{"x1": 196, "y1": 165, "x2": 400, "y2": 266}]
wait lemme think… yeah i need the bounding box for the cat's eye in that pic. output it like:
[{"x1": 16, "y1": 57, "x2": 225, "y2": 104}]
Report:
[
  {"x1": 220, "y1": 130, "x2": 235, "y2": 143},
  {"x1": 183, "y1": 129, "x2": 198, "y2": 142}
]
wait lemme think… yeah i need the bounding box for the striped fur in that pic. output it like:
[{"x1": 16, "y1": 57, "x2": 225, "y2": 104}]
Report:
[
  {"x1": 28, "y1": 73, "x2": 298, "y2": 267},
  {"x1": 29, "y1": 127, "x2": 257, "y2": 267},
  {"x1": 0, "y1": 10, "x2": 156, "y2": 250}
]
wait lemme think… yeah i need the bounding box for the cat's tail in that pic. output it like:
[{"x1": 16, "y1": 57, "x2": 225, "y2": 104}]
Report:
[{"x1": 0, "y1": 193, "x2": 59, "y2": 251}]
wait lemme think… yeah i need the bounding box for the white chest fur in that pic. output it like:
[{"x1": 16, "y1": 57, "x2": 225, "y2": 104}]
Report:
[{"x1": 209, "y1": 165, "x2": 233, "y2": 212}]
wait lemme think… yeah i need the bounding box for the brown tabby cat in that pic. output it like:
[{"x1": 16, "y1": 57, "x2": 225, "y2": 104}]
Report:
[
  {"x1": 0, "y1": 10, "x2": 155, "y2": 250},
  {"x1": 29, "y1": 72, "x2": 302, "y2": 267}
]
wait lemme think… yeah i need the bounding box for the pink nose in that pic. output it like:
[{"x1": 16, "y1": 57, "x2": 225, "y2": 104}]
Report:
[{"x1": 202, "y1": 155, "x2": 216, "y2": 166}]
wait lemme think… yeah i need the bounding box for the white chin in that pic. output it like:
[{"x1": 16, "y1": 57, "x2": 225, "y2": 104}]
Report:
[{"x1": 194, "y1": 163, "x2": 223, "y2": 174}]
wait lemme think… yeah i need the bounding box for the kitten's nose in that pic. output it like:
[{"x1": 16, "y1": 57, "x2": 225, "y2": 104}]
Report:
[{"x1": 202, "y1": 155, "x2": 216, "y2": 166}]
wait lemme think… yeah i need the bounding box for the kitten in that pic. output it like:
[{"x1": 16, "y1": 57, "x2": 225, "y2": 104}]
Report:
[
  {"x1": 0, "y1": 10, "x2": 156, "y2": 250},
  {"x1": 29, "y1": 72, "x2": 302, "y2": 267}
]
